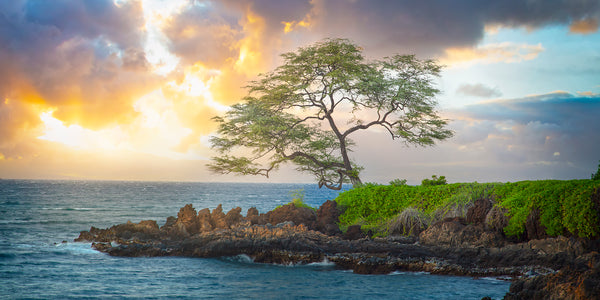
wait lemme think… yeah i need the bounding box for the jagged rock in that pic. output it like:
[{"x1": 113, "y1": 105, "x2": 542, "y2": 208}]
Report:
[
  {"x1": 246, "y1": 207, "x2": 259, "y2": 218},
  {"x1": 161, "y1": 216, "x2": 177, "y2": 229},
  {"x1": 76, "y1": 203, "x2": 600, "y2": 299},
  {"x1": 225, "y1": 207, "x2": 244, "y2": 228},
  {"x1": 175, "y1": 204, "x2": 199, "y2": 235},
  {"x1": 265, "y1": 203, "x2": 316, "y2": 228},
  {"x1": 211, "y1": 204, "x2": 227, "y2": 229},
  {"x1": 466, "y1": 198, "x2": 493, "y2": 224},
  {"x1": 314, "y1": 200, "x2": 342, "y2": 236},
  {"x1": 197, "y1": 208, "x2": 213, "y2": 232},
  {"x1": 245, "y1": 207, "x2": 267, "y2": 225}
]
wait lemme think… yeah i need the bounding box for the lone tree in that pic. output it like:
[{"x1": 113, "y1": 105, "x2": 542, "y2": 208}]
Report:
[{"x1": 208, "y1": 39, "x2": 453, "y2": 190}]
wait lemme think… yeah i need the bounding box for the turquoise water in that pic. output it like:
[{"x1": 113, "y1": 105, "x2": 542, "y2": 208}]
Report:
[{"x1": 0, "y1": 180, "x2": 510, "y2": 299}]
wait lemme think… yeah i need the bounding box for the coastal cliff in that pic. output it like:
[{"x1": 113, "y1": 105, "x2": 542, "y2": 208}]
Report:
[{"x1": 76, "y1": 200, "x2": 600, "y2": 299}]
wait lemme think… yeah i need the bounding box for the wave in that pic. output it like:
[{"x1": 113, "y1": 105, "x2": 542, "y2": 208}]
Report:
[
  {"x1": 389, "y1": 271, "x2": 431, "y2": 276},
  {"x1": 221, "y1": 254, "x2": 255, "y2": 264},
  {"x1": 307, "y1": 257, "x2": 335, "y2": 267}
]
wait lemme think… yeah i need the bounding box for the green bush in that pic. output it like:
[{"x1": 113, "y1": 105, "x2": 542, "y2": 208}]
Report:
[
  {"x1": 592, "y1": 160, "x2": 600, "y2": 181},
  {"x1": 335, "y1": 182, "x2": 499, "y2": 234},
  {"x1": 275, "y1": 189, "x2": 316, "y2": 211},
  {"x1": 421, "y1": 175, "x2": 447, "y2": 186},
  {"x1": 335, "y1": 180, "x2": 600, "y2": 238},
  {"x1": 494, "y1": 180, "x2": 600, "y2": 238},
  {"x1": 389, "y1": 179, "x2": 408, "y2": 186}
]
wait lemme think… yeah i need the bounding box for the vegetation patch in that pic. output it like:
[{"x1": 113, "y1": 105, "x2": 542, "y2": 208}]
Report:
[{"x1": 335, "y1": 180, "x2": 600, "y2": 238}]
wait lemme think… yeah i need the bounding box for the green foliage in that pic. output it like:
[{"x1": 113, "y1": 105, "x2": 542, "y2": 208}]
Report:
[
  {"x1": 336, "y1": 182, "x2": 499, "y2": 234},
  {"x1": 421, "y1": 175, "x2": 447, "y2": 186},
  {"x1": 494, "y1": 180, "x2": 600, "y2": 238},
  {"x1": 275, "y1": 189, "x2": 315, "y2": 211},
  {"x1": 592, "y1": 160, "x2": 600, "y2": 181},
  {"x1": 208, "y1": 38, "x2": 453, "y2": 190},
  {"x1": 335, "y1": 180, "x2": 600, "y2": 238},
  {"x1": 389, "y1": 178, "x2": 408, "y2": 186}
]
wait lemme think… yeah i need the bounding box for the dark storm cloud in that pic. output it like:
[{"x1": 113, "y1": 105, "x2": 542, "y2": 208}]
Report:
[
  {"x1": 210, "y1": 0, "x2": 600, "y2": 57},
  {"x1": 450, "y1": 92, "x2": 600, "y2": 172}
]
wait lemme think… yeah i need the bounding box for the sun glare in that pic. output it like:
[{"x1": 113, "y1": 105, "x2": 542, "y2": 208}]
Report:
[
  {"x1": 167, "y1": 63, "x2": 229, "y2": 112},
  {"x1": 140, "y1": 0, "x2": 189, "y2": 75},
  {"x1": 38, "y1": 111, "x2": 127, "y2": 151}
]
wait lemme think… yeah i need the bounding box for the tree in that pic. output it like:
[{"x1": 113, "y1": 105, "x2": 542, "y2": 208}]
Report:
[
  {"x1": 208, "y1": 38, "x2": 453, "y2": 190},
  {"x1": 592, "y1": 160, "x2": 600, "y2": 181}
]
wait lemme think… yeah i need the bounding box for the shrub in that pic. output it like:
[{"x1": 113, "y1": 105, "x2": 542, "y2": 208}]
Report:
[
  {"x1": 492, "y1": 180, "x2": 600, "y2": 238},
  {"x1": 388, "y1": 207, "x2": 428, "y2": 237},
  {"x1": 389, "y1": 179, "x2": 408, "y2": 186},
  {"x1": 335, "y1": 179, "x2": 600, "y2": 238},
  {"x1": 336, "y1": 182, "x2": 500, "y2": 231},
  {"x1": 592, "y1": 160, "x2": 600, "y2": 181},
  {"x1": 421, "y1": 175, "x2": 447, "y2": 186},
  {"x1": 276, "y1": 189, "x2": 316, "y2": 211}
]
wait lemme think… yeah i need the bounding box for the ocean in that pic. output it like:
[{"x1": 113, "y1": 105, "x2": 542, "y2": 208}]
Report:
[{"x1": 0, "y1": 180, "x2": 510, "y2": 299}]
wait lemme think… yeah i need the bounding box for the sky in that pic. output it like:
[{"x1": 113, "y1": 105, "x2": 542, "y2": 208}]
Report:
[{"x1": 0, "y1": 0, "x2": 599, "y2": 185}]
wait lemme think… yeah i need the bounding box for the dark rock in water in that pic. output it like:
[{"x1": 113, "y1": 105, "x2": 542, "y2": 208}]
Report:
[
  {"x1": 75, "y1": 220, "x2": 159, "y2": 243},
  {"x1": 525, "y1": 209, "x2": 549, "y2": 240},
  {"x1": 265, "y1": 203, "x2": 316, "y2": 228},
  {"x1": 343, "y1": 225, "x2": 365, "y2": 240},
  {"x1": 466, "y1": 198, "x2": 492, "y2": 224},
  {"x1": 314, "y1": 200, "x2": 342, "y2": 236}
]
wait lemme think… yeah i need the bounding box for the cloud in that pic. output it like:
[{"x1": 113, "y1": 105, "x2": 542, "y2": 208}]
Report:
[
  {"x1": 349, "y1": 91, "x2": 600, "y2": 184},
  {"x1": 570, "y1": 18, "x2": 599, "y2": 34},
  {"x1": 1, "y1": 0, "x2": 600, "y2": 182},
  {"x1": 0, "y1": 0, "x2": 158, "y2": 129},
  {"x1": 448, "y1": 92, "x2": 600, "y2": 173},
  {"x1": 456, "y1": 83, "x2": 502, "y2": 98},
  {"x1": 440, "y1": 42, "x2": 545, "y2": 66}
]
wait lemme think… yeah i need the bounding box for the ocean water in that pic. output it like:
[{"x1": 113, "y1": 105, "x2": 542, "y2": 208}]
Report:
[{"x1": 0, "y1": 180, "x2": 511, "y2": 299}]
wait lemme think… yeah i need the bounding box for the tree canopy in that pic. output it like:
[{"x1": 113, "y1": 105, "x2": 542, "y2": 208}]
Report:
[{"x1": 208, "y1": 38, "x2": 453, "y2": 190}]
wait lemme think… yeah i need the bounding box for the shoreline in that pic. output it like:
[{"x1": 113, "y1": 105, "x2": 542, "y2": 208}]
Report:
[{"x1": 75, "y1": 202, "x2": 600, "y2": 299}]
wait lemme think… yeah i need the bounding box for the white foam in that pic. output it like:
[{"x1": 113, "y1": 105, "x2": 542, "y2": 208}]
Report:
[
  {"x1": 307, "y1": 257, "x2": 335, "y2": 267},
  {"x1": 389, "y1": 271, "x2": 430, "y2": 276}
]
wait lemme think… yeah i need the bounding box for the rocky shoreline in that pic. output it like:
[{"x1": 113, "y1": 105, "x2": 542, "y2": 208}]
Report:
[{"x1": 75, "y1": 201, "x2": 600, "y2": 299}]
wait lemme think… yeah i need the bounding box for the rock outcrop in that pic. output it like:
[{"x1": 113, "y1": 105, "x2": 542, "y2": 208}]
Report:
[
  {"x1": 419, "y1": 217, "x2": 505, "y2": 248},
  {"x1": 75, "y1": 202, "x2": 600, "y2": 300}
]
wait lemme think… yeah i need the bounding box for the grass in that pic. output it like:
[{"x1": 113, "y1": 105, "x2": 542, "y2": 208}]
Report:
[{"x1": 335, "y1": 180, "x2": 600, "y2": 238}]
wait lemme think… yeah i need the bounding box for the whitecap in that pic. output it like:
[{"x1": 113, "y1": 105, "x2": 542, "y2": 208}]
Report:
[{"x1": 307, "y1": 257, "x2": 335, "y2": 267}]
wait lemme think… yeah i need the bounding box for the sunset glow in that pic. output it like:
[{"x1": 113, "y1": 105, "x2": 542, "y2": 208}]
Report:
[{"x1": 1, "y1": 0, "x2": 599, "y2": 183}]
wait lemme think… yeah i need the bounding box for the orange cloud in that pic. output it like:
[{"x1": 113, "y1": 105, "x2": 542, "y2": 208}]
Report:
[
  {"x1": 569, "y1": 18, "x2": 599, "y2": 34},
  {"x1": 440, "y1": 42, "x2": 545, "y2": 66}
]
